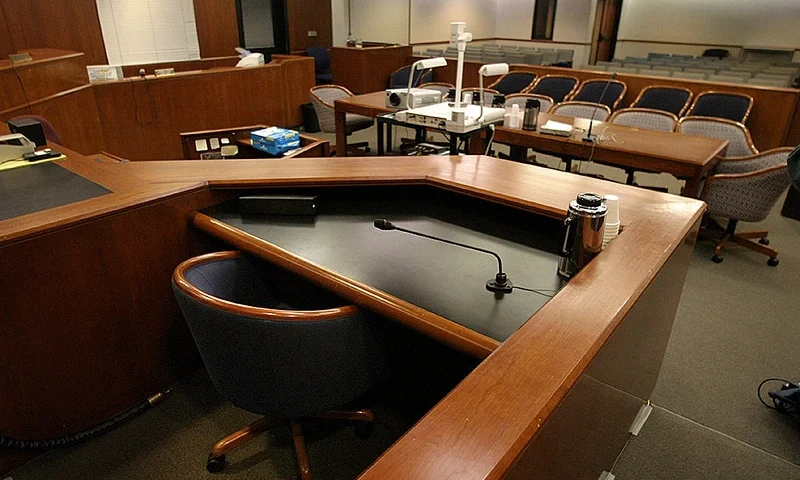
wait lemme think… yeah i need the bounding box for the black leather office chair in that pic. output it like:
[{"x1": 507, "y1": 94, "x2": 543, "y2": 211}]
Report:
[
  {"x1": 306, "y1": 46, "x2": 332, "y2": 85},
  {"x1": 630, "y1": 85, "x2": 693, "y2": 116},
  {"x1": 487, "y1": 72, "x2": 537, "y2": 95},
  {"x1": 389, "y1": 65, "x2": 433, "y2": 89},
  {"x1": 528, "y1": 75, "x2": 579, "y2": 103},
  {"x1": 172, "y1": 251, "x2": 381, "y2": 479},
  {"x1": 686, "y1": 91, "x2": 754, "y2": 123},
  {"x1": 569, "y1": 79, "x2": 627, "y2": 110}
]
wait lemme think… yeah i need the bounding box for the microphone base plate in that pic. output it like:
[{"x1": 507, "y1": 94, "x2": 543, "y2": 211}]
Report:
[{"x1": 486, "y1": 278, "x2": 513, "y2": 294}]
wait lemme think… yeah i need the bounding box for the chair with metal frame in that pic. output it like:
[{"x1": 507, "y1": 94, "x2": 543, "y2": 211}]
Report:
[
  {"x1": 172, "y1": 251, "x2": 381, "y2": 479},
  {"x1": 309, "y1": 85, "x2": 372, "y2": 155},
  {"x1": 630, "y1": 85, "x2": 693, "y2": 116},
  {"x1": 528, "y1": 75, "x2": 579, "y2": 104},
  {"x1": 388, "y1": 65, "x2": 433, "y2": 89},
  {"x1": 699, "y1": 148, "x2": 794, "y2": 265},
  {"x1": 550, "y1": 101, "x2": 611, "y2": 121},
  {"x1": 487, "y1": 71, "x2": 537, "y2": 95},
  {"x1": 568, "y1": 79, "x2": 627, "y2": 110},
  {"x1": 685, "y1": 91, "x2": 754, "y2": 123},
  {"x1": 677, "y1": 116, "x2": 758, "y2": 157}
]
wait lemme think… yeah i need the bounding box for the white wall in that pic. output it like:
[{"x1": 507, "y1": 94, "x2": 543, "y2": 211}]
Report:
[
  {"x1": 410, "y1": 0, "x2": 497, "y2": 43},
  {"x1": 350, "y1": 0, "x2": 409, "y2": 44}
]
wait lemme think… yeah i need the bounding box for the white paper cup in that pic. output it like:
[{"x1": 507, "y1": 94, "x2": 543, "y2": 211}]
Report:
[{"x1": 604, "y1": 195, "x2": 620, "y2": 224}]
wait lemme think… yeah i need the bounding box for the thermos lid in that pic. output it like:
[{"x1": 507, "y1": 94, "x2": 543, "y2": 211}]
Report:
[
  {"x1": 569, "y1": 192, "x2": 607, "y2": 217},
  {"x1": 525, "y1": 98, "x2": 541, "y2": 108}
]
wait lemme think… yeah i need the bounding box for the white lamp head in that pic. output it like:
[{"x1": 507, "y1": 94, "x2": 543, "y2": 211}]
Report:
[
  {"x1": 479, "y1": 63, "x2": 509, "y2": 77},
  {"x1": 414, "y1": 57, "x2": 448, "y2": 70}
]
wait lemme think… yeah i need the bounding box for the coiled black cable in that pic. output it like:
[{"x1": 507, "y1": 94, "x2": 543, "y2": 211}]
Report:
[{"x1": 0, "y1": 392, "x2": 165, "y2": 451}]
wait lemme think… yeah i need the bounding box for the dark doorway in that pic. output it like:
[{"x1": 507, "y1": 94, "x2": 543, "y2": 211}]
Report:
[
  {"x1": 236, "y1": 0, "x2": 289, "y2": 59},
  {"x1": 590, "y1": 0, "x2": 623, "y2": 63}
]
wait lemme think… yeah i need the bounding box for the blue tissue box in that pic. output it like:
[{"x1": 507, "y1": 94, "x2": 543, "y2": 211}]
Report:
[{"x1": 251, "y1": 127, "x2": 300, "y2": 155}]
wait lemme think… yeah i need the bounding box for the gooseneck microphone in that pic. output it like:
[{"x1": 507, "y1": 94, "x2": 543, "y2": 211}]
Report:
[
  {"x1": 373, "y1": 218, "x2": 513, "y2": 294},
  {"x1": 582, "y1": 72, "x2": 617, "y2": 143}
]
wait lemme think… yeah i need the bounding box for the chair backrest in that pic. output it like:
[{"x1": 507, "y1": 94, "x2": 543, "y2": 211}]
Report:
[
  {"x1": 551, "y1": 101, "x2": 611, "y2": 121},
  {"x1": 569, "y1": 79, "x2": 627, "y2": 110},
  {"x1": 677, "y1": 116, "x2": 758, "y2": 157},
  {"x1": 686, "y1": 91, "x2": 754, "y2": 122},
  {"x1": 306, "y1": 46, "x2": 330, "y2": 73},
  {"x1": 631, "y1": 86, "x2": 693, "y2": 116},
  {"x1": 9, "y1": 115, "x2": 63, "y2": 145},
  {"x1": 702, "y1": 151, "x2": 791, "y2": 222},
  {"x1": 462, "y1": 88, "x2": 501, "y2": 106},
  {"x1": 505, "y1": 93, "x2": 554, "y2": 113},
  {"x1": 529, "y1": 75, "x2": 579, "y2": 103},
  {"x1": 309, "y1": 85, "x2": 352, "y2": 133},
  {"x1": 389, "y1": 65, "x2": 433, "y2": 89},
  {"x1": 540, "y1": 52, "x2": 559, "y2": 65},
  {"x1": 524, "y1": 53, "x2": 543, "y2": 65},
  {"x1": 172, "y1": 251, "x2": 380, "y2": 417},
  {"x1": 488, "y1": 72, "x2": 537, "y2": 95},
  {"x1": 672, "y1": 71, "x2": 708, "y2": 80},
  {"x1": 702, "y1": 48, "x2": 729, "y2": 59},
  {"x1": 609, "y1": 108, "x2": 678, "y2": 132}
]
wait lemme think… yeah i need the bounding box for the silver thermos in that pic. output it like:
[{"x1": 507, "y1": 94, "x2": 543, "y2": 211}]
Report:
[
  {"x1": 523, "y1": 98, "x2": 540, "y2": 131},
  {"x1": 558, "y1": 193, "x2": 607, "y2": 278}
]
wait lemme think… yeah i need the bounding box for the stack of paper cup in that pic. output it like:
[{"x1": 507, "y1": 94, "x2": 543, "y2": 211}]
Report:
[{"x1": 603, "y1": 194, "x2": 620, "y2": 249}]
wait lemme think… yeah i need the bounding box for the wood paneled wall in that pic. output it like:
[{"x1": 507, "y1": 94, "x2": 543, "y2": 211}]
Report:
[
  {"x1": 287, "y1": 0, "x2": 333, "y2": 53},
  {"x1": 0, "y1": 0, "x2": 107, "y2": 65},
  {"x1": 93, "y1": 56, "x2": 315, "y2": 160},
  {"x1": 193, "y1": 0, "x2": 241, "y2": 58}
]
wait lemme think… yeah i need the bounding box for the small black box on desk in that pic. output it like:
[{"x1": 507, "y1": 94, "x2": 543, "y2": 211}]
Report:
[{"x1": 239, "y1": 195, "x2": 319, "y2": 216}]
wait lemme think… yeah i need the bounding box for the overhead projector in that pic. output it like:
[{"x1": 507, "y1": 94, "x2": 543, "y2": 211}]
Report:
[
  {"x1": 385, "y1": 88, "x2": 442, "y2": 108},
  {"x1": 394, "y1": 102, "x2": 505, "y2": 134}
]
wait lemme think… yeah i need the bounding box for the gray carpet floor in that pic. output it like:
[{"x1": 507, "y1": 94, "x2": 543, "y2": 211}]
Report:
[{"x1": 7, "y1": 130, "x2": 800, "y2": 479}]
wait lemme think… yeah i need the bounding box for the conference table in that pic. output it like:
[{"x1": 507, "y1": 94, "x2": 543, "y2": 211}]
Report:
[
  {"x1": 1, "y1": 147, "x2": 705, "y2": 479},
  {"x1": 334, "y1": 92, "x2": 729, "y2": 197}
]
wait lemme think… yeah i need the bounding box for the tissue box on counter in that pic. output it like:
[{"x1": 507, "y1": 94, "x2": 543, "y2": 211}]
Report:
[{"x1": 251, "y1": 127, "x2": 300, "y2": 155}]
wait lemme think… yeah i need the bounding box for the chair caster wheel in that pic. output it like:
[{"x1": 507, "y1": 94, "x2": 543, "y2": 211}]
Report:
[
  {"x1": 354, "y1": 422, "x2": 374, "y2": 440},
  {"x1": 759, "y1": 237, "x2": 770, "y2": 245},
  {"x1": 768, "y1": 257, "x2": 779, "y2": 267},
  {"x1": 207, "y1": 454, "x2": 226, "y2": 473},
  {"x1": 711, "y1": 255, "x2": 723, "y2": 263},
  {"x1": 364, "y1": 147, "x2": 371, "y2": 153}
]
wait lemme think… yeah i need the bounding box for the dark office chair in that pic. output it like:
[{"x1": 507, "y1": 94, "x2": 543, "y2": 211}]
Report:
[
  {"x1": 569, "y1": 79, "x2": 627, "y2": 110},
  {"x1": 306, "y1": 46, "x2": 332, "y2": 85},
  {"x1": 389, "y1": 65, "x2": 433, "y2": 89},
  {"x1": 699, "y1": 148, "x2": 794, "y2": 265},
  {"x1": 528, "y1": 75, "x2": 579, "y2": 103},
  {"x1": 686, "y1": 91, "x2": 754, "y2": 123},
  {"x1": 9, "y1": 115, "x2": 63, "y2": 145},
  {"x1": 630, "y1": 85, "x2": 693, "y2": 116},
  {"x1": 172, "y1": 251, "x2": 381, "y2": 479},
  {"x1": 702, "y1": 48, "x2": 729, "y2": 59},
  {"x1": 487, "y1": 71, "x2": 537, "y2": 95}
]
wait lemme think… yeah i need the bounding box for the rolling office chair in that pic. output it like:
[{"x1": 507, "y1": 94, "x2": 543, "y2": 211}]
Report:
[
  {"x1": 677, "y1": 117, "x2": 758, "y2": 157},
  {"x1": 528, "y1": 75, "x2": 579, "y2": 104},
  {"x1": 568, "y1": 79, "x2": 627, "y2": 110},
  {"x1": 309, "y1": 85, "x2": 372, "y2": 155},
  {"x1": 609, "y1": 108, "x2": 679, "y2": 186},
  {"x1": 550, "y1": 101, "x2": 611, "y2": 121},
  {"x1": 686, "y1": 91, "x2": 754, "y2": 123},
  {"x1": 388, "y1": 65, "x2": 433, "y2": 89},
  {"x1": 630, "y1": 85, "x2": 693, "y2": 116},
  {"x1": 8, "y1": 115, "x2": 63, "y2": 145},
  {"x1": 699, "y1": 148, "x2": 794, "y2": 265},
  {"x1": 306, "y1": 46, "x2": 332, "y2": 85},
  {"x1": 487, "y1": 71, "x2": 537, "y2": 95},
  {"x1": 172, "y1": 251, "x2": 381, "y2": 479},
  {"x1": 505, "y1": 93, "x2": 554, "y2": 113}
]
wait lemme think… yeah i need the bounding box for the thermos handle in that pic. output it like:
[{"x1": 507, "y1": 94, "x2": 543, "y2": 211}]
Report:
[{"x1": 560, "y1": 216, "x2": 575, "y2": 257}]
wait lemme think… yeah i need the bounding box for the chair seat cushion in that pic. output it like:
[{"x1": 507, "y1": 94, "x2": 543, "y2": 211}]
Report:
[{"x1": 345, "y1": 113, "x2": 373, "y2": 134}]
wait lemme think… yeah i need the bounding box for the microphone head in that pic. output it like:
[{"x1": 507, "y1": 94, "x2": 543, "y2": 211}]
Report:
[{"x1": 373, "y1": 218, "x2": 395, "y2": 230}]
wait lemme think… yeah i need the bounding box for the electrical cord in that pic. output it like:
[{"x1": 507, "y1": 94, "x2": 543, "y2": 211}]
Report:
[
  {"x1": 512, "y1": 285, "x2": 556, "y2": 297},
  {"x1": 485, "y1": 124, "x2": 496, "y2": 155},
  {"x1": 758, "y1": 377, "x2": 796, "y2": 411},
  {"x1": 10, "y1": 60, "x2": 32, "y2": 114}
]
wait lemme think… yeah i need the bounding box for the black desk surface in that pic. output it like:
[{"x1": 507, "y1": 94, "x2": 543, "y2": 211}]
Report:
[
  {"x1": 0, "y1": 162, "x2": 111, "y2": 221},
  {"x1": 202, "y1": 186, "x2": 566, "y2": 342}
]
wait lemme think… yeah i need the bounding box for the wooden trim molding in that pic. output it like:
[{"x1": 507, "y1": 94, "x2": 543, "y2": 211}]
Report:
[{"x1": 173, "y1": 250, "x2": 361, "y2": 321}]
